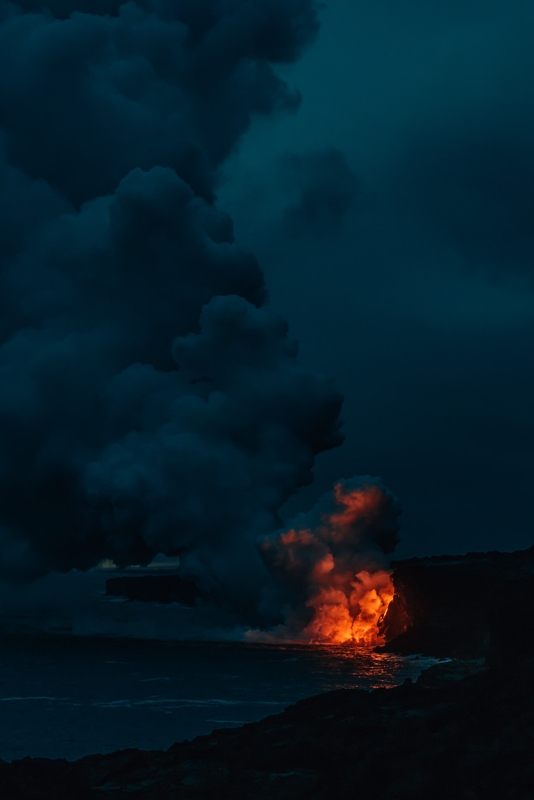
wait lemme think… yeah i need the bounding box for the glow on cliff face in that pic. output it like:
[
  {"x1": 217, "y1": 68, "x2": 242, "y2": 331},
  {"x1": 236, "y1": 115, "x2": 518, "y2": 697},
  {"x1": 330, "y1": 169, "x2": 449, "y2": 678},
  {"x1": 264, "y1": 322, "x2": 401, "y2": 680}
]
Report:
[{"x1": 257, "y1": 480, "x2": 400, "y2": 645}]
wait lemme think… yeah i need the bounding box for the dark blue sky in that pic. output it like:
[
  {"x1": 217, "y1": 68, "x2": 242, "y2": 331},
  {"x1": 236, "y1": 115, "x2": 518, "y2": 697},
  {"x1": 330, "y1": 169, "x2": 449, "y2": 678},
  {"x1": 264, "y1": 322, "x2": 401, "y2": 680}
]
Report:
[
  {"x1": 220, "y1": 0, "x2": 534, "y2": 557},
  {"x1": 0, "y1": 0, "x2": 533, "y2": 617}
]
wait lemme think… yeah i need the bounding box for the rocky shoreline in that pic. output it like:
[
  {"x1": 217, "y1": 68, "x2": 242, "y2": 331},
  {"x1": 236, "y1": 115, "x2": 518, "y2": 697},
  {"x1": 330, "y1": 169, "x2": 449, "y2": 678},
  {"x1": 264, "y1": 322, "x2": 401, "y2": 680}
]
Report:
[
  {"x1": 1, "y1": 657, "x2": 533, "y2": 799},
  {"x1": 3, "y1": 547, "x2": 534, "y2": 798},
  {"x1": 379, "y1": 545, "x2": 534, "y2": 663}
]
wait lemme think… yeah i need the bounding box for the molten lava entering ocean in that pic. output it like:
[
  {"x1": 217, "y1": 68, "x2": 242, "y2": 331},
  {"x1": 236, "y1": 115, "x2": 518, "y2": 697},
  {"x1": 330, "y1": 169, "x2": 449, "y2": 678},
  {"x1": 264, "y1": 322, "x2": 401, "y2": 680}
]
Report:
[
  {"x1": 304, "y1": 568, "x2": 394, "y2": 646},
  {"x1": 257, "y1": 478, "x2": 401, "y2": 646}
]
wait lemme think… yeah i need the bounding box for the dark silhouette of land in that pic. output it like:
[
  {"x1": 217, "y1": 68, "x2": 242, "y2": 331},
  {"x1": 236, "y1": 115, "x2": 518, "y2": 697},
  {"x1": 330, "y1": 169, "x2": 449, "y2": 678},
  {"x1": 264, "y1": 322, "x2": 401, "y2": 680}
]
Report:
[
  {"x1": 106, "y1": 574, "x2": 203, "y2": 606},
  {"x1": 3, "y1": 546, "x2": 534, "y2": 799},
  {"x1": 380, "y1": 545, "x2": 534, "y2": 662}
]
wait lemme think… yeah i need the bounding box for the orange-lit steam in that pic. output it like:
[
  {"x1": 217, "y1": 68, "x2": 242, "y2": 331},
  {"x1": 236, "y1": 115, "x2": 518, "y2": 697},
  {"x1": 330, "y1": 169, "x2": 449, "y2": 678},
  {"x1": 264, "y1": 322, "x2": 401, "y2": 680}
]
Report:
[
  {"x1": 328, "y1": 484, "x2": 388, "y2": 541},
  {"x1": 304, "y1": 569, "x2": 394, "y2": 645},
  {"x1": 257, "y1": 478, "x2": 401, "y2": 647}
]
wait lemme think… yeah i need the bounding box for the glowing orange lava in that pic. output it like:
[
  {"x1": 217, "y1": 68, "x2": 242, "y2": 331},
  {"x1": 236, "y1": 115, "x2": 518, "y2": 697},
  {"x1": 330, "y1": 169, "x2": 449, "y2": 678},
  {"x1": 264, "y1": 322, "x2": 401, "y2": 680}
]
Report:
[
  {"x1": 303, "y1": 568, "x2": 394, "y2": 646},
  {"x1": 299, "y1": 482, "x2": 396, "y2": 646},
  {"x1": 256, "y1": 480, "x2": 399, "y2": 647}
]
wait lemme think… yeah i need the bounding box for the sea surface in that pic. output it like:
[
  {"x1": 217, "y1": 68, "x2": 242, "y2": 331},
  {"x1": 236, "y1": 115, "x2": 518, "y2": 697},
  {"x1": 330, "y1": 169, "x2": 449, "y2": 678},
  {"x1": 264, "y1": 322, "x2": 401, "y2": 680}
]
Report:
[{"x1": 0, "y1": 635, "x2": 437, "y2": 762}]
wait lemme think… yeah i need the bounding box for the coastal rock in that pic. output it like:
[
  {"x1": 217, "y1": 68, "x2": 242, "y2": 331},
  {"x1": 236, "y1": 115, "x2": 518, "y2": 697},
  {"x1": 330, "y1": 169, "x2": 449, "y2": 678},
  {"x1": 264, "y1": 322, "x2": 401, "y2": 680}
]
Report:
[
  {"x1": 380, "y1": 545, "x2": 534, "y2": 661},
  {"x1": 1, "y1": 658, "x2": 533, "y2": 798},
  {"x1": 6, "y1": 544, "x2": 529, "y2": 797}
]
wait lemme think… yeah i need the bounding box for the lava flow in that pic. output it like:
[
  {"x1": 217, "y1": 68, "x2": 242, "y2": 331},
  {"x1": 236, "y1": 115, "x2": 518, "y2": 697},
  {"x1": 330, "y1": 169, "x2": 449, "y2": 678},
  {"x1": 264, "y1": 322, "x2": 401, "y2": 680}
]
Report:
[
  {"x1": 303, "y1": 568, "x2": 394, "y2": 646},
  {"x1": 258, "y1": 478, "x2": 400, "y2": 647}
]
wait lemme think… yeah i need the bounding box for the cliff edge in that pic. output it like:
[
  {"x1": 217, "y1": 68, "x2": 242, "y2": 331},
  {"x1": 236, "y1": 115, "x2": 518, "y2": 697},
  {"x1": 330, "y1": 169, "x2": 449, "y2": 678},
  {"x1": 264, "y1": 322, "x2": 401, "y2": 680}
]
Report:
[{"x1": 379, "y1": 545, "x2": 534, "y2": 662}]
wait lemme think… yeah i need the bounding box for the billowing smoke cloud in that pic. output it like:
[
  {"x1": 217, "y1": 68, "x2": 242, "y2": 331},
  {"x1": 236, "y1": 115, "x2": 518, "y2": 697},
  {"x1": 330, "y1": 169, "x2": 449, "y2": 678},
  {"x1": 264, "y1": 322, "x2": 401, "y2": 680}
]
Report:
[
  {"x1": 0, "y1": 0, "x2": 318, "y2": 204},
  {"x1": 0, "y1": 0, "x2": 351, "y2": 612},
  {"x1": 254, "y1": 477, "x2": 401, "y2": 643}
]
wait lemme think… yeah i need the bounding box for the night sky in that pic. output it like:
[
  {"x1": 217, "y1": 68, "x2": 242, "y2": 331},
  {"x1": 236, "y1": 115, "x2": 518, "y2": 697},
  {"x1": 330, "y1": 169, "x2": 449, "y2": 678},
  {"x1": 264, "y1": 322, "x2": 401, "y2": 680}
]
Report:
[
  {"x1": 220, "y1": 0, "x2": 534, "y2": 558},
  {"x1": 0, "y1": 0, "x2": 533, "y2": 628}
]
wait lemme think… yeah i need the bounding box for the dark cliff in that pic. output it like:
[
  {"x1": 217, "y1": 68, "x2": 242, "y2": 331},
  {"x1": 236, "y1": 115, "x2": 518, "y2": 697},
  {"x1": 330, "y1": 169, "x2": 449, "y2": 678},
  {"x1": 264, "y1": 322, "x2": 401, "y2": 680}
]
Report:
[{"x1": 379, "y1": 545, "x2": 534, "y2": 661}]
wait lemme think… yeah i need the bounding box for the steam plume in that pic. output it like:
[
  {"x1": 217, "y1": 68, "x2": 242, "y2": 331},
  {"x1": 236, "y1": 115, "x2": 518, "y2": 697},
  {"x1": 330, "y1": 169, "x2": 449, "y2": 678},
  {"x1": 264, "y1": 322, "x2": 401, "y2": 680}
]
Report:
[
  {"x1": 0, "y1": 0, "x2": 347, "y2": 600},
  {"x1": 0, "y1": 1, "x2": 404, "y2": 642}
]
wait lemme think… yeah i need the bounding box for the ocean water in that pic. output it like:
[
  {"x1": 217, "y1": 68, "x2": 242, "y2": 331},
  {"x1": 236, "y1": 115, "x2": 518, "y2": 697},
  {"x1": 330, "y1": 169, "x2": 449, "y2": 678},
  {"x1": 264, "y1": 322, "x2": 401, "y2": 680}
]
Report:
[{"x1": 0, "y1": 635, "x2": 437, "y2": 762}]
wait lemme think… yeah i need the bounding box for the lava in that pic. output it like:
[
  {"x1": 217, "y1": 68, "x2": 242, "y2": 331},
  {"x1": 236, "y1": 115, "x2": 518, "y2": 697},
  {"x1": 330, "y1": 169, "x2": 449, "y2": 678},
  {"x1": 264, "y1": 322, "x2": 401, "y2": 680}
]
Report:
[
  {"x1": 258, "y1": 478, "x2": 400, "y2": 646},
  {"x1": 304, "y1": 569, "x2": 394, "y2": 646}
]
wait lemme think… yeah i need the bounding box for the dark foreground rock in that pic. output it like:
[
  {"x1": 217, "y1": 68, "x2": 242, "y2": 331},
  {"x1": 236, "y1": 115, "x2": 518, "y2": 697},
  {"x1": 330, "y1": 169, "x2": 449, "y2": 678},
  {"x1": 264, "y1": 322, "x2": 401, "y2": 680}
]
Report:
[
  {"x1": 2, "y1": 658, "x2": 534, "y2": 799},
  {"x1": 380, "y1": 545, "x2": 534, "y2": 660}
]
